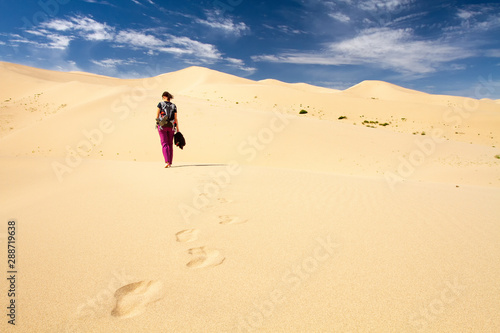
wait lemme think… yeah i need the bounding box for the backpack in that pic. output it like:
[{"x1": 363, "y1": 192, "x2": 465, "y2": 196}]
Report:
[{"x1": 158, "y1": 101, "x2": 175, "y2": 128}]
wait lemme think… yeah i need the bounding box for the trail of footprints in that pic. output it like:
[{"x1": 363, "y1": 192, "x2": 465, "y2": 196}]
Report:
[
  {"x1": 110, "y1": 197, "x2": 245, "y2": 319},
  {"x1": 177, "y1": 197, "x2": 246, "y2": 269}
]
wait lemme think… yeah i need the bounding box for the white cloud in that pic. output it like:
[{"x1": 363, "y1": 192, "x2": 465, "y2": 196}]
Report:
[
  {"x1": 113, "y1": 30, "x2": 222, "y2": 61},
  {"x1": 91, "y1": 58, "x2": 146, "y2": 68},
  {"x1": 457, "y1": 9, "x2": 476, "y2": 20},
  {"x1": 262, "y1": 24, "x2": 304, "y2": 35},
  {"x1": 115, "y1": 30, "x2": 162, "y2": 49},
  {"x1": 357, "y1": 0, "x2": 413, "y2": 12},
  {"x1": 26, "y1": 15, "x2": 223, "y2": 63},
  {"x1": 307, "y1": 0, "x2": 418, "y2": 30},
  {"x1": 18, "y1": 16, "x2": 113, "y2": 49},
  {"x1": 390, "y1": 11, "x2": 428, "y2": 25},
  {"x1": 329, "y1": 12, "x2": 351, "y2": 23},
  {"x1": 474, "y1": 16, "x2": 500, "y2": 31},
  {"x1": 15, "y1": 13, "x2": 258, "y2": 71},
  {"x1": 6, "y1": 33, "x2": 30, "y2": 45},
  {"x1": 196, "y1": 11, "x2": 249, "y2": 37},
  {"x1": 451, "y1": 5, "x2": 500, "y2": 33},
  {"x1": 54, "y1": 60, "x2": 82, "y2": 72},
  {"x1": 8, "y1": 31, "x2": 72, "y2": 50},
  {"x1": 485, "y1": 49, "x2": 500, "y2": 58},
  {"x1": 91, "y1": 58, "x2": 122, "y2": 67},
  {"x1": 42, "y1": 19, "x2": 75, "y2": 31},
  {"x1": 253, "y1": 27, "x2": 474, "y2": 74},
  {"x1": 25, "y1": 29, "x2": 48, "y2": 36},
  {"x1": 157, "y1": 46, "x2": 191, "y2": 55},
  {"x1": 226, "y1": 57, "x2": 256, "y2": 74},
  {"x1": 82, "y1": 0, "x2": 113, "y2": 4},
  {"x1": 47, "y1": 35, "x2": 72, "y2": 49},
  {"x1": 40, "y1": 15, "x2": 115, "y2": 41},
  {"x1": 449, "y1": 63, "x2": 467, "y2": 71},
  {"x1": 68, "y1": 16, "x2": 115, "y2": 41},
  {"x1": 169, "y1": 36, "x2": 222, "y2": 60},
  {"x1": 128, "y1": 0, "x2": 155, "y2": 6},
  {"x1": 226, "y1": 58, "x2": 244, "y2": 66},
  {"x1": 320, "y1": 0, "x2": 413, "y2": 12}
]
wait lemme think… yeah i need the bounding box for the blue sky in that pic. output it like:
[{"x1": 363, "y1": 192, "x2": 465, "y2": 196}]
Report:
[{"x1": 1, "y1": 0, "x2": 499, "y2": 98}]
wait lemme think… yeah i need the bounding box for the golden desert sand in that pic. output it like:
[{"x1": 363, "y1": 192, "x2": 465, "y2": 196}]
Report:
[{"x1": 0, "y1": 61, "x2": 499, "y2": 332}]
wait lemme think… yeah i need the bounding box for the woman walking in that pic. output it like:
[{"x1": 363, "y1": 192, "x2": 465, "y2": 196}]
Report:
[{"x1": 156, "y1": 91, "x2": 179, "y2": 168}]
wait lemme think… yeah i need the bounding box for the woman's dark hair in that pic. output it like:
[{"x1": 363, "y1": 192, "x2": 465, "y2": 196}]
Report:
[{"x1": 162, "y1": 91, "x2": 174, "y2": 100}]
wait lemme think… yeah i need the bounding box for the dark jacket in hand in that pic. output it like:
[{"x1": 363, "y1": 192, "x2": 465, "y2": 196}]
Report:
[{"x1": 174, "y1": 132, "x2": 186, "y2": 149}]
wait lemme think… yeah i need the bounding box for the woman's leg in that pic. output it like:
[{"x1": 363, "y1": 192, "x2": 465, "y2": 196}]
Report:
[
  {"x1": 158, "y1": 127, "x2": 169, "y2": 163},
  {"x1": 165, "y1": 128, "x2": 174, "y2": 165}
]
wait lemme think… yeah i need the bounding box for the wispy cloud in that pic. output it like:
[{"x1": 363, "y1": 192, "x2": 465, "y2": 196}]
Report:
[
  {"x1": 40, "y1": 15, "x2": 115, "y2": 41},
  {"x1": 115, "y1": 30, "x2": 162, "y2": 49},
  {"x1": 457, "y1": 9, "x2": 476, "y2": 20},
  {"x1": 168, "y1": 36, "x2": 222, "y2": 60},
  {"x1": 82, "y1": 0, "x2": 114, "y2": 5},
  {"x1": 106, "y1": 29, "x2": 222, "y2": 62},
  {"x1": 13, "y1": 13, "x2": 260, "y2": 72},
  {"x1": 320, "y1": 0, "x2": 413, "y2": 14},
  {"x1": 22, "y1": 15, "x2": 224, "y2": 63},
  {"x1": 46, "y1": 35, "x2": 72, "y2": 49},
  {"x1": 129, "y1": 0, "x2": 156, "y2": 6},
  {"x1": 91, "y1": 58, "x2": 146, "y2": 68},
  {"x1": 226, "y1": 57, "x2": 257, "y2": 74},
  {"x1": 253, "y1": 27, "x2": 473, "y2": 74},
  {"x1": 195, "y1": 11, "x2": 249, "y2": 37},
  {"x1": 329, "y1": 12, "x2": 351, "y2": 23},
  {"x1": 451, "y1": 5, "x2": 500, "y2": 32},
  {"x1": 305, "y1": 0, "x2": 418, "y2": 31},
  {"x1": 262, "y1": 24, "x2": 305, "y2": 35},
  {"x1": 355, "y1": 0, "x2": 414, "y2": 12},
  {"x1": 10, "y1": 30, "x2": 72, "y2": 50},
  {"x1": 485, "y1": 49, "x2": 500, "y2": 58}
]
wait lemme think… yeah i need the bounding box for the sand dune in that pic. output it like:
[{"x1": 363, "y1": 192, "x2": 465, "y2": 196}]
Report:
[
  {"x1": 259, "y1": 79, "x2": 341, "y2": 94},
  {"x1": 1, "y1": 61, "x2": 499, "y2": 332},
  {"x1": 343, "y1": 80, "x2": 430, "y2": 101}
]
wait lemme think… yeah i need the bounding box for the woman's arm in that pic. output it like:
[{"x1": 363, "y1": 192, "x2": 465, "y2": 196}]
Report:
[
  {"x1": 174, "y1": 112, "x2": 179, "y2": 131},
  {"x1": 156, "y1": 107, "x2": 161, "y2": 119}
]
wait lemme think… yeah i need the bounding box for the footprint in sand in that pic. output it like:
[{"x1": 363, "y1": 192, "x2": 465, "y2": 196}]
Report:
[
  {"x1": 218, "y1": 215, "x2": 247, "y2": 225},
  {"x1": 186, "y1": 247, "x2": 225, "y2": 268},
  {"x1": 111, "y1": 280, "x2": 164, "y2": 319},
  {"x1": 217, "y1": 197, "x2": 233, "y2": 204},
  {"x1": 175, "y1": 229, "x2": 200, "y2": 243}
]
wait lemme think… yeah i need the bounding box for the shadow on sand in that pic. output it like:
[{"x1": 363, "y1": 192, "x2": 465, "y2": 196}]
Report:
[{"x1": 168, "y1": 164, "x2": 228, "y2": 169}]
